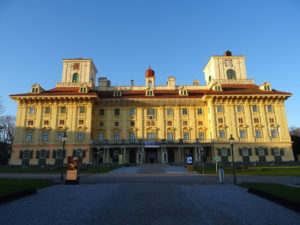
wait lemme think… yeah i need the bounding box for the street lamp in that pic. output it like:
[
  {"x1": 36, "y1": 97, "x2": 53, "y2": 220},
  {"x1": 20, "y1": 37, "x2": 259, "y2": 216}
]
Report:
[
  {"x1": 61, "y1": 132, "x2": 67, "y2": 183},
  {"x1": 228, "y1": 134, "x2": 236, "y2": 184}
]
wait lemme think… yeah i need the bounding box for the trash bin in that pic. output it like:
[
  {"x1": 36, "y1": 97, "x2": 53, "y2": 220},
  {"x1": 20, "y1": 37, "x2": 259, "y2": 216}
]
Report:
[{"x1": 218, "y1": 168, "x2": 224, "y2": 184}]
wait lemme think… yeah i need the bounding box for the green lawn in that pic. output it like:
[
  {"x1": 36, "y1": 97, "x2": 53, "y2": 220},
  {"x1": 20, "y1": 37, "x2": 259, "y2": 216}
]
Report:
[
  {"x1": 240, "y1": 182, "x2": 300, "y2": 204},
  {"x1": 0, "y1": 179, "x2": 54, "y2": 197},
  {"x1": 194, "y1": 165, "x2": 300, "y2": 176},
  {"x1": 0, "y1": 167, "x2": 119, "y2": 174}
]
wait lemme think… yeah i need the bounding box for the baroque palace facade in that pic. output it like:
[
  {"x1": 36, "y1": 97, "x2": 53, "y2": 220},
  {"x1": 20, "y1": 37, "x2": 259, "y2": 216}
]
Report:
[{"x1": 9, "y1": 51, "x2": 293, "y2": 166}]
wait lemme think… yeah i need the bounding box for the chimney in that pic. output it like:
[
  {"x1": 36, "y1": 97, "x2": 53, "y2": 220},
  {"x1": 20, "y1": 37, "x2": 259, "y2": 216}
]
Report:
[{"x1": 131, "y1": 80, "x2": 134, "y2": 87}]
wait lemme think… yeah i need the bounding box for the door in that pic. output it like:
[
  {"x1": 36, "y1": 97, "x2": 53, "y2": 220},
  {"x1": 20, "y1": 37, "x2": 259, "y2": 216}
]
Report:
[
  {"x1": 129, "y1": 149, "x2": 136, "y2": 163},
  {"x1": 168, "y1": 149, "x2": 175, "y2": 163}
]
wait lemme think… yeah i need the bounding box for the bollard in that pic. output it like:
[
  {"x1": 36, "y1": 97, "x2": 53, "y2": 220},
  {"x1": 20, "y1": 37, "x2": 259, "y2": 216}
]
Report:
[{"x1": 218, "y1": 168, "x2": 224, "y2": 184}]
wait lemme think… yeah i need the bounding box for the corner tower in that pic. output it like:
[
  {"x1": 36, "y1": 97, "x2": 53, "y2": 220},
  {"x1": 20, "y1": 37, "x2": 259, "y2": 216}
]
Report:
[
  {"x1": 203, "y1": 50, "x2": 248, "y2": 84},
  {"x1": 60, "y1": 58, "x2": 98, "y2": 87}
]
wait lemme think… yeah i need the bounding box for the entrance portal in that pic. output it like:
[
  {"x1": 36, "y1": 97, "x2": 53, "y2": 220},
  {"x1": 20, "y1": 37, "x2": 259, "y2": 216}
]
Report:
[
  {"x1": 146, "y1": 149, "x2": 157, "y2": 163},
  {"x1": 168, "y1": 149, "x2": 175, "y2": 163},
  {"x1": 129, "y1": 149, "x2": 136, "y2": 164}
]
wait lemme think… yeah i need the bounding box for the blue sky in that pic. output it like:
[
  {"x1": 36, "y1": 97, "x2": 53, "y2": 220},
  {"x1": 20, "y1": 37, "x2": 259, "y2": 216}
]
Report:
[{"x1": 0, "y1": 0, "x2": 300, "y2": 127}]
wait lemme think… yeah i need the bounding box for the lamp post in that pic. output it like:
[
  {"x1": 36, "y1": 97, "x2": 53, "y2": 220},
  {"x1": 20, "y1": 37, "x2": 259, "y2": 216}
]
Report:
[
  {"x1": 61, "y1": 132, "x2": 67, "y2": 183},
  {"x1": 228, "y1": 134, "x2": 236, "y2": 184}
]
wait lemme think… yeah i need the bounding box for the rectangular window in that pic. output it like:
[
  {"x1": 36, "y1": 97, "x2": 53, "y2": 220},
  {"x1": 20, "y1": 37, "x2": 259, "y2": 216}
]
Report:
[
  {"x1": 147, "y1": 108, "x2": 156, "y2": 115},
  {"x1": 78, "y1": 132, "x2": 84, "y2": 141},
  {"x1": 99, "y1": 109, "x2": 104, "y2": 116},
  {"x1": 238, "y1": 118, "x2": 243, "y2": 123},
  {"x1": 167, "y1": 121, "x2": 172, "y2": 126},
  {"x1": 199, "y1": 132, "x2": 204, "y2": 140},
  {"x1": 130, "y1": 121, "x2": 135, "y2": 126},
  {"x1": 197, "y1": 108, "x2": 202, "y2": 115},
  {"x1": 183, "y1": 132, "x2": 189, "y2": 140},
  {"x1": 44, "y1": 120, "x2": 49, "y2": 125},
  {"x1": 58, "y1": 132, "x2": 64, "y2": 141},
  {"x1": 24, "y1": 150, "x2": 30, "y2": 159},
  {"x1": 79, "y1": 106, "x2": 85, "y2": 113},
  {"x1": 28, "y1": 120, "x2": 33, "y2": 126},
  {"x1": 26, "y1": 132, "x2": 32, "y2": 142},
  {"x1": 240, "y1": 130, "x2": 246, "y2": 138},
  {"x1": 146, "y1": 90, "x2": 153, "y2": 96},
  {"x1": 44, "y1": 107, "x2": 50, "y2": 114},
  {"x1": 151, "y1": 121, "x2": 155, "y2": 126},
  {"x1": 273, "y1": 147, "x2": 280, "y2": 156},
  {"x1": 237, "y1": 105, "x2": 243, "y2": 112},
  {"x1": 252, "y1": 105, "x2": 258, "y2": 112},
  {"x1": 146, "y1": 121, "x2": 150, "y2": 126},
  {"x1": 60, "y1": 106, "x2": 66, "y2": 114},
  {"x1": 59, "y1": 120, "x2": 64, "y2": 125},
  {"x1": 256, "y1": 129, "x2": 262, "y2": 138},
  {"x1": 254, "y1": 118, "x2": 259, "y2": 123},
  {"x1": 219, "y1": 130, "x2": 225, "y2": 138},
  {"x1": 269, "y1": 118, "x2": 274, "y2": 123},
  {"x1": 221, "y1": 148, "x2": 227, "y2": 156},
  {"x1": 183, "y1": 121, "x2": 188, "y2": 126},
  {"x1": 218, "y1": 118, "x2": 223, "y2": 123},
  {"x1": 182, "y1": 108, "x2": 188, "y2": 115},
  {"x1": 114, "y1": 133, "x2": 119, "y2": 141},
  {"x1": 129, "y1": 132, "x2": 135, "y2": 141},
  {"x1": 40, "y1": 150, "x2": 46, "y2": 159},
  {"x1": 258, "y1": 148, "x2": 265, "y2": 156},
  {"x1": 217, "y1": 105, "x2": 223, "y2": 112},
  {"x1": 147, "y1": 132, "x2": 156, "y2": 140},
  {"x1": 271, "y1": 129, "x2": 277, "y2": 138},
  {"x1": 167, "y1": 132, "x2": 173, "y2": 140},
  {"x1": 29, "y1": 107, "x2": 35, "y2": 114},
  {"x1": 114, "y1": 108, "x2": 120, "y2": 116},
  {"x1": 198, "y1": 121, "x2": 203, "y2": 126},
  {"x1": 98, "y1": 133, "x2": 104, "y2": 141},
  {"x1": 42, "y1": 132, "x2": 48, "y2": 141},
  {"x1": 267, "y1": 105, "x2": 273, "y2": 112},
  {"x1": 79, "y1": 120, "x2": 84, "y2": 125},
  {"x1": 130, "y1": 108, "x2": 135, "y2": 115},
  {"x1": 242, "y1": 148, "x2": 249, "y2": 156},
  {"x1": 99, "y1": 121, "x2": 104, "y2": 127},
  {"x1": 114, "y1": 122, "x2": 119, "y2": 126},
  {"x1": 167, "y1": 108, "x2": 172, "y2": 115}
]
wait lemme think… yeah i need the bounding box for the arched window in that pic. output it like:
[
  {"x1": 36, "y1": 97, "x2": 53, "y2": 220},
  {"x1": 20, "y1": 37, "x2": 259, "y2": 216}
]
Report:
[
  {"x1": 72, "y1": 73, "x2": 79, "y2": 83},
  {"x1": 226, "y1": 69, "x2": 236, "y2": 80}
]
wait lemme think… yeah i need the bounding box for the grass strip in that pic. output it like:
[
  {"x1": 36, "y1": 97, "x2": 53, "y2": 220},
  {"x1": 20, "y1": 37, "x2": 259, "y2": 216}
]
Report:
[
  {"x1": 0, "y1": 178, "x2": 54, "y2": 197},
  {"x1": 240, "y1": 182, "x2": 300, "y2": 204}
]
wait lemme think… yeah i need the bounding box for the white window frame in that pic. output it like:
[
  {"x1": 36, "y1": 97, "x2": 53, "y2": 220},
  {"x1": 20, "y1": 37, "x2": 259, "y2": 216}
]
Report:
[
  {"x1": 167, "y1": 132, "x2": 173, "y2": 141},
  {"x1": 167, "y1": 108, "x2": 172, "y2": 115},
  {"x1": 240, "y1": 129, "x2": 246, "y2": 138},
  {"x1": 58, "y1": 132, "x2": 64, "y2": 141},
  {"x1": 219, "y1": 130, "x2": 225, "y2": 138},
  {"x1": 271, "y1": 129, "x2": 277, "y2": 138},
  {"x1": 242, "y1": 148, "x2": 249, "y2": 156},
  {"x1": 26, "y1": 132, "x2": 32, "y2": 142},
  {"x1": 78, "y1": 132, "x2": 84, "y2": 141},
  {"x1": 114, "y1": 133, "x2": 119, "y2": 141},
  {"x1": 256, "y1": 129, "x2": 262, "y2": 138},
  {"x1": 199, "y1": 132, "x2": 204, "y2": 140},
  {"x1": 129, "y1": 132, "x2": 135, "y2": 141},
  {"x1": 147, "y1": 132, "x2": 155, "y2": 140},
  {"x1": 29, "y1": 107, "x2": 35, "y2": 114},
  {"x1": 130, "y1": 108, "x2": 135, "y2": 116},
  {"x1": 183, "y1": 132, "x2": 189, "y2": 140},
  {"x1": 182, "y1": 108, "x2": 188, "y2": 115},
  {"x1": 267, "y1": 105, "x2": 273, "y2": 112},
  {"x1": 98, "y1": 133, "x2": 104, "y2": 141},
  {"x1": 42, "y1": 132, "x2": 48, "y2": 141}
]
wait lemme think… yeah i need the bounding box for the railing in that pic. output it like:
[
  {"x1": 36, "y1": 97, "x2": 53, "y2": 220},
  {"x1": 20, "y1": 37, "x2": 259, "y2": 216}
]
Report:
[{"x1": 91, "y1": 139, "x2": 208, "y2": 146}]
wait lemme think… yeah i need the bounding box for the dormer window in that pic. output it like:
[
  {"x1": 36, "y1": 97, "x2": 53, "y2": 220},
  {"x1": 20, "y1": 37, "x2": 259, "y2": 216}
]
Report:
[
  {"x1": 146, "y1": 89, "x2": 154, "y2": 96},
  {"x1": 259, "y1": 82, "x2": 272, "y2": 91},
  {"x1": 79, "y1": 85, "x2": 88, "y2": 93},
  {"x1": 113, "y1": 90, "x2": 122, "y2": 96},
  {"x1": 213, "y1": 83, "x2": 222, "y2": 91},
  {"x1": 31, "y1": 84, "x2": 44, "y2": 94},
  {"x1": 179, "y1": 89, "x2": 188, "y2": 96}
]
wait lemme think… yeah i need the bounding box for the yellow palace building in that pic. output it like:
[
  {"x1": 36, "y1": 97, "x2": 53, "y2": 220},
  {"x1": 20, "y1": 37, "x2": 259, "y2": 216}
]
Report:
[{"x1": 9, "y1": 51, "x2": 294, "y2": 166}]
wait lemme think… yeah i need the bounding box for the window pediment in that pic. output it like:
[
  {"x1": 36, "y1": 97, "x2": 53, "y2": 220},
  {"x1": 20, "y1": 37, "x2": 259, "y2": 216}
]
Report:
[{"x1": 31, "y1": 84, "x2": 44, "y2": 94}]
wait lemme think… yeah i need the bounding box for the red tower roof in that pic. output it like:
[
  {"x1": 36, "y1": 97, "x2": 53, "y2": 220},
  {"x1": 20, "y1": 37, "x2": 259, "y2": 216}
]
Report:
[{"x1": 145, "y1": 66, "x2": 155, "y2": 77}]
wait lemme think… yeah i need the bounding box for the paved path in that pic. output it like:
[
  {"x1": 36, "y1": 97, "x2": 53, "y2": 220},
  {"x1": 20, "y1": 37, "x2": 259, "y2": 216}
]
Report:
[{"x1": 1, "y1": 164, "x2": 300, "y2": 225}]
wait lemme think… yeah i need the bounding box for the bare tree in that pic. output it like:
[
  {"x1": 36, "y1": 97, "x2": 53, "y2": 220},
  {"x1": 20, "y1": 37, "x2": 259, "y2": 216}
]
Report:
[
  {"x1": 0, "y1": 115, "x2": 15, "y2": 144},
  {"x1": 290, "y1": 126, "x2": 300, "y2": 136},
  {"x1": 0, "y1": 97, "x2": 4, "y2": 115}
]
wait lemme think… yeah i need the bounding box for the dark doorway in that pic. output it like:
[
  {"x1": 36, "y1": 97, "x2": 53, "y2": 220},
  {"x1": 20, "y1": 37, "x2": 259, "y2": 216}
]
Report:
[
  {"x1": 168, "y1": 149, "x2": 175, "y2": 163},
  {"x1": 129, "y1": 149, "x2": 136, "y2": 163},
  {"x1": 146, "y1": 149, "x2": 157, "y2": 163}
]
